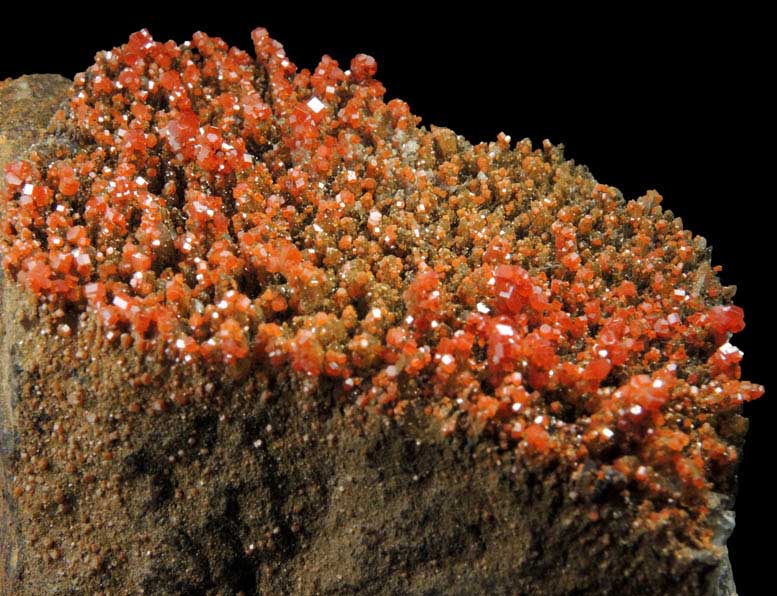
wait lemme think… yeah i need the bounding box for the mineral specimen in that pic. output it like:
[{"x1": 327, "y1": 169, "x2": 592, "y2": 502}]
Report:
[{"x1": 0, "y1": 28, "x2": 760, "y2": 595}]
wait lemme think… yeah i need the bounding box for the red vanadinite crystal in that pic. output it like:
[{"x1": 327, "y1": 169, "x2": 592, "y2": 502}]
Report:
[{"x1": 0, "y1": 28, "x2": 763, "y2": 522}]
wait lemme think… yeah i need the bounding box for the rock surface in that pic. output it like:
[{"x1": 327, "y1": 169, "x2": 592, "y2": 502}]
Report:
[
  {"x1": 0, "y1": 54, "x2": 745, "y2": 596},
  {"x1": 1, "y1": 73, "x2": 72, "y2": 596}
]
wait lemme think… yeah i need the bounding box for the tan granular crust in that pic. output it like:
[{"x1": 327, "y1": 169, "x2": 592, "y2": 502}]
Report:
[{"x1": 1, "y1": 73, "x2": 72, "y2": 595}]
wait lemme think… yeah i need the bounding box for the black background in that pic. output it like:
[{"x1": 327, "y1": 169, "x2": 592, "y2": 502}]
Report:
[{"x1": 1, "y1": 7, "x2": 771, "y2": 594}]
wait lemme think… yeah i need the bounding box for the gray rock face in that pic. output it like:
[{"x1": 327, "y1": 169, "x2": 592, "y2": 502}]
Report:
[
  {"x1": 1, "y1": 75, "x2": 740, "y2": 596},
  {"x1": 705, "y1": 494, "x2": 738, "y2": 596}
]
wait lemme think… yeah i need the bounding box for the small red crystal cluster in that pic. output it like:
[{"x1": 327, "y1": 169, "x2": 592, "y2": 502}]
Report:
[{"x1": 0, "y1": 29, "x2": 763, "y2": 510}]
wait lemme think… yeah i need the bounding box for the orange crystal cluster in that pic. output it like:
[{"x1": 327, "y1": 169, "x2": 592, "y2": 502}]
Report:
[{"x1": 0, "y1": 29, "x2": 763, "y2": 509}]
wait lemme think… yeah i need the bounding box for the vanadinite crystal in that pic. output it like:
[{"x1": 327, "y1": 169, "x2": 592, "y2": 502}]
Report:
[{"x1": 0, "y1": 28, "x2": 763, "y2": 555}]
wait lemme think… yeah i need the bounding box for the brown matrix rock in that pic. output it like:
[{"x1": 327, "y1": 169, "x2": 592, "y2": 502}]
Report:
[{"x1": 0, "y1": 28, "x2": 760, "y2": 595}]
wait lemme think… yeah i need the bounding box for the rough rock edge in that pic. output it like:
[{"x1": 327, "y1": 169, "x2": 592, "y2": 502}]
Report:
[
  {"x1": 0, "y1": 74, "x2": 740, "y2": 595},
  {"x1": 0, "y1": 73, "x2": 73, "y2": 596},
  {"x1": 706, "y1": 493, "x2": 737, "y2": 596}
]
